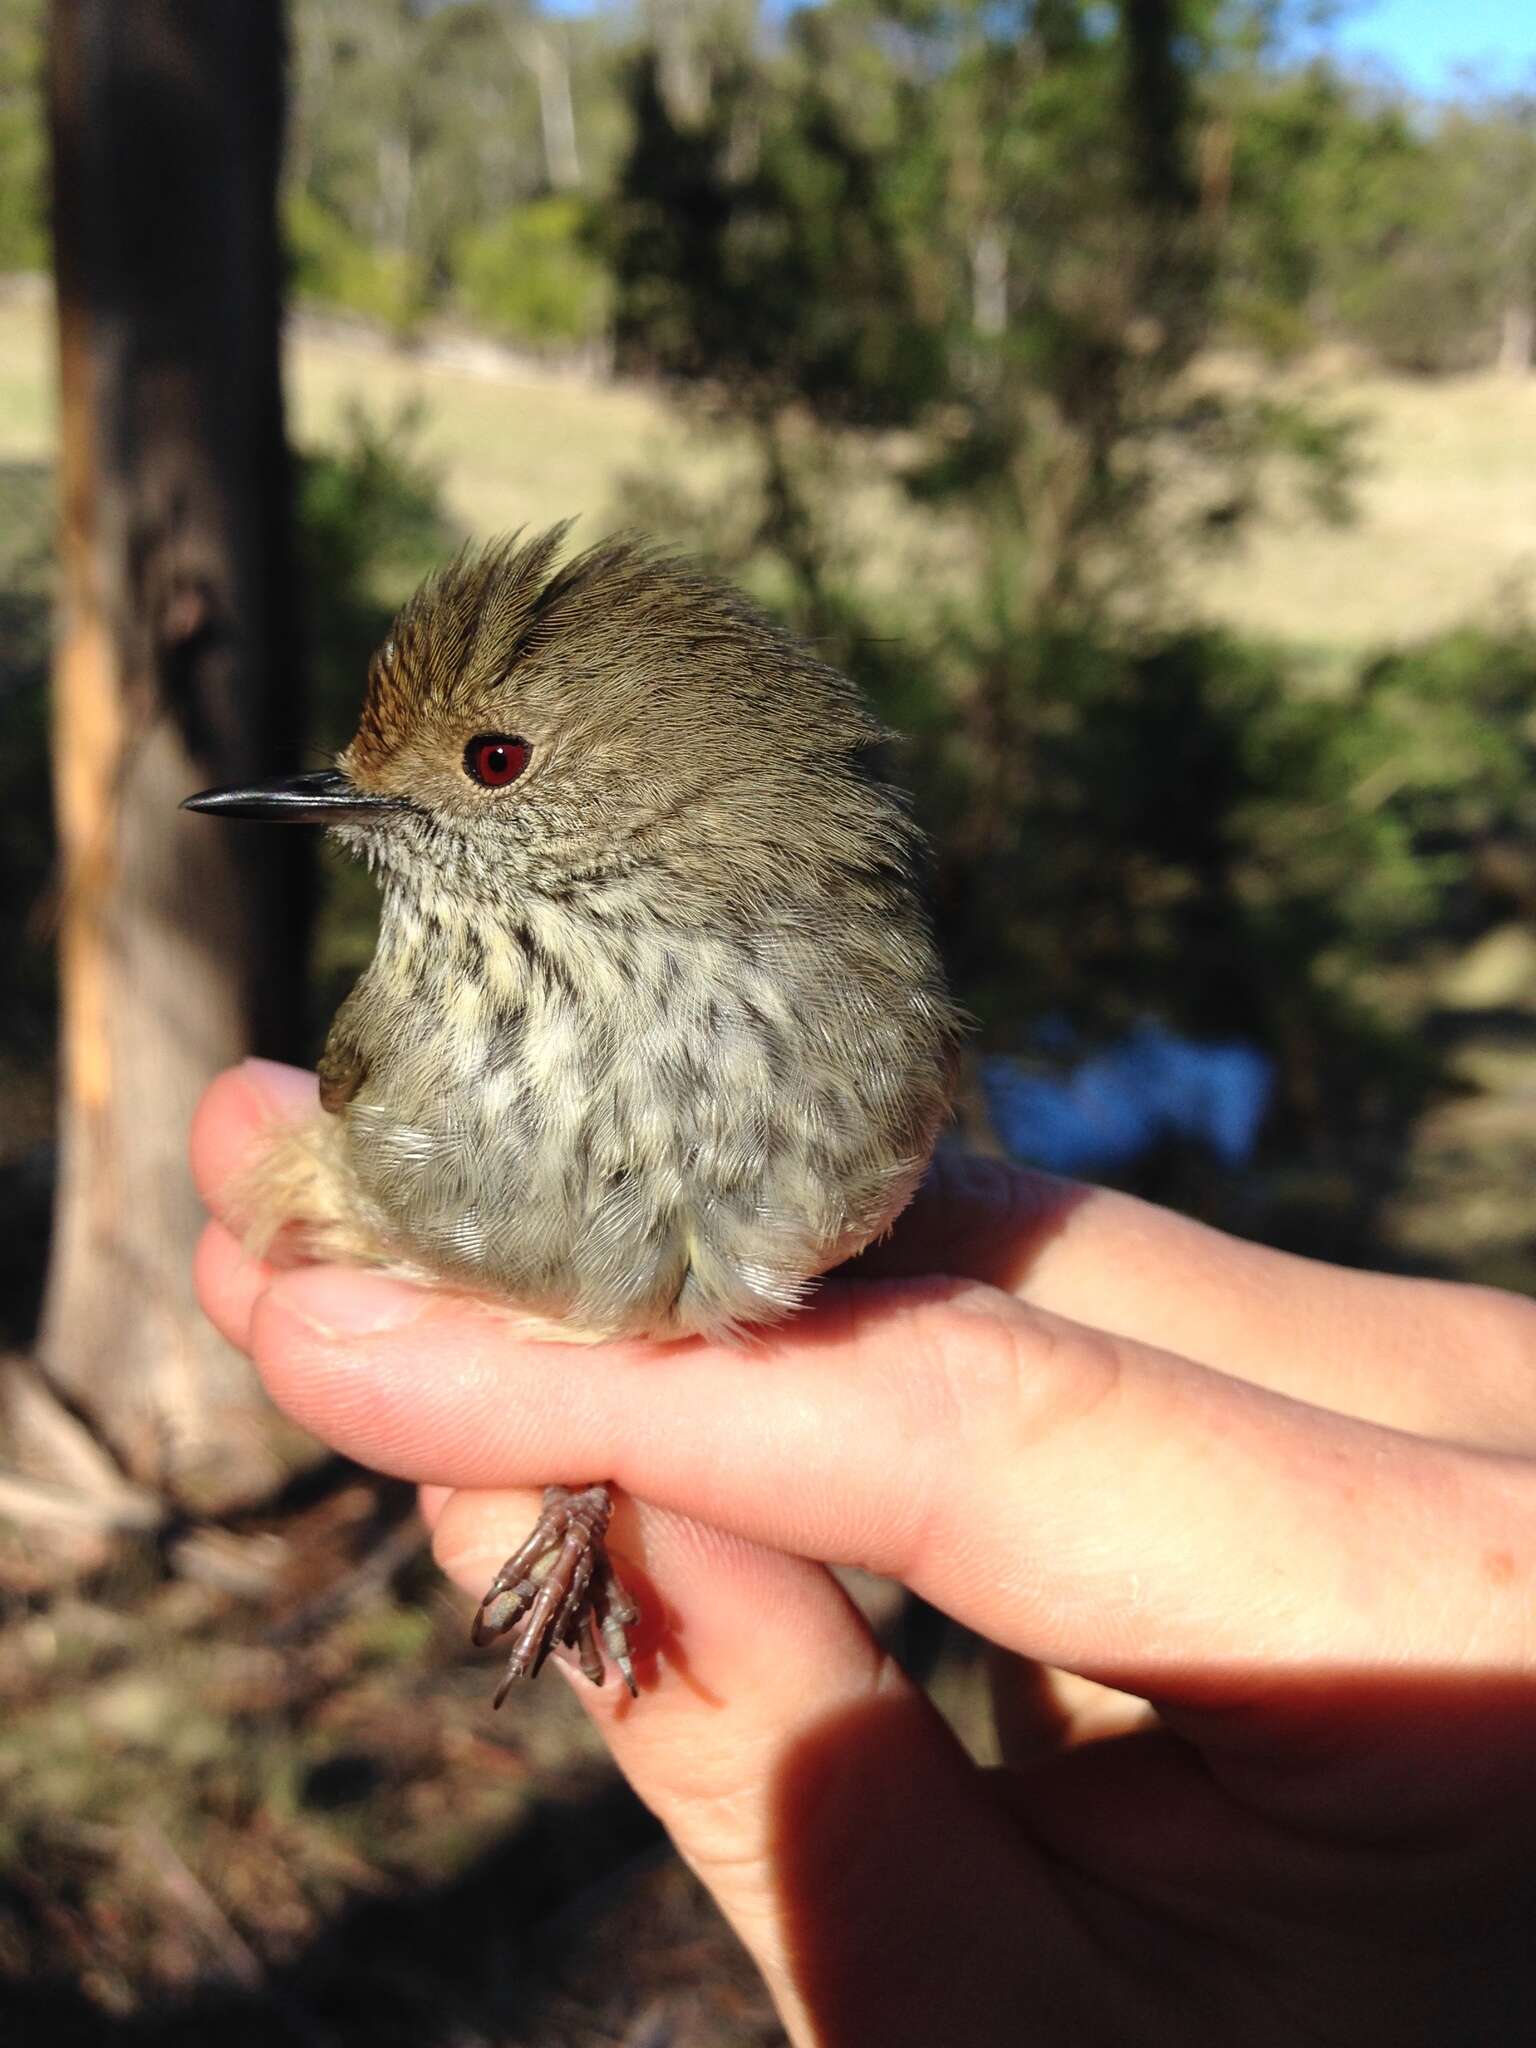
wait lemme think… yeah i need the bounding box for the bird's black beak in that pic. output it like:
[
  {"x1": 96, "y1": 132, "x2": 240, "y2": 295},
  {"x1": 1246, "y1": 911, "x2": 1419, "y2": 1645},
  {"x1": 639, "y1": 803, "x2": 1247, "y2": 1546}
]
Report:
[{"x1": 181, "y1": 769, "x2": 404, "y2": 824}]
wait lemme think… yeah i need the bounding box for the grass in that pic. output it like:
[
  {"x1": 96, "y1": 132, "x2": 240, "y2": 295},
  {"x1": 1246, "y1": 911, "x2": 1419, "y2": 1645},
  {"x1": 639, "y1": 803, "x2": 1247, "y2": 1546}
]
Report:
[
  {"x1": 286, "y1": 322, "x2": 720, "y2": 547},
  {"x1": 4, "y1": 284, "x2": 1535, "y2": 649},
  {"x1": 1176, "y1": 356, "x2": 1536, "y2": 651}
]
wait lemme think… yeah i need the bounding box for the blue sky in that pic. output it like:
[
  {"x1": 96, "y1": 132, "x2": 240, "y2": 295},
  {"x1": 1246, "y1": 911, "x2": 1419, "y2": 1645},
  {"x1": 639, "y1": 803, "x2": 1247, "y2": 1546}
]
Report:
[
  {"x1": 1310, "y1": 0, "x2": 1534, "y2": 96},
  {"x1": 541, "y1": 0, "x2": 1533, "y2": 99}
]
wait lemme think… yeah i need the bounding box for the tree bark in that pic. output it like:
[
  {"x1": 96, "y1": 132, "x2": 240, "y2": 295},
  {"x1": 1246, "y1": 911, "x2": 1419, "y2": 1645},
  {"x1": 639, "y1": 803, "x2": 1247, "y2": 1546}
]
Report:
[{"x1": 33, "y1": 0, "x2": 307, "y2": 1508}]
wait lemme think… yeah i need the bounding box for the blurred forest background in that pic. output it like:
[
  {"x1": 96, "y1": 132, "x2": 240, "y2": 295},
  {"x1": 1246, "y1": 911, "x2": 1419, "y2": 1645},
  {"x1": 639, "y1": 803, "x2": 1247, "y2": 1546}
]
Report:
[{"x1": 2, "y1": 1, "x2": 1536, "y2": 2041}]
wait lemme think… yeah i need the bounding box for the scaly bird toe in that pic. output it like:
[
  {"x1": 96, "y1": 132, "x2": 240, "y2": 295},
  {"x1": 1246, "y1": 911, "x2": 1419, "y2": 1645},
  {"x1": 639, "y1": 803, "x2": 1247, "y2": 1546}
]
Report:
[{"x1": 471, "y1": 1482, "x2": 639, "y2": 1704}]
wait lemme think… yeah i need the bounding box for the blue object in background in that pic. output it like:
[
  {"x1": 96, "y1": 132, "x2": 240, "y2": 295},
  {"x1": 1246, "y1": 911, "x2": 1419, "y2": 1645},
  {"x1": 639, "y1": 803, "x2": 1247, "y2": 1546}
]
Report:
[{"x1": 982, "y1": 1023, "x2": 1275, "y2": 1178}]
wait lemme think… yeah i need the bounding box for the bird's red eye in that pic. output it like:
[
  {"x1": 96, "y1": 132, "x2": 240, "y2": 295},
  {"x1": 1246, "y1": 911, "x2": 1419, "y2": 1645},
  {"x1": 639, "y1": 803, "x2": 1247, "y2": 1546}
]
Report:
[{"x1": 465, "y1": 734, "x2": 531, "y2": 788}]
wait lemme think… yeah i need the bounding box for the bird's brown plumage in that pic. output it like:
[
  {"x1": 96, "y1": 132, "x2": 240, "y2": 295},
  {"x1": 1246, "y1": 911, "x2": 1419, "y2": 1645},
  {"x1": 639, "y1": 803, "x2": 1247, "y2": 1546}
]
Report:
[
  {"x1": 248, "y1": 529, "x2": 961, "y2": 1342},
  {"x1": 217, "y1": 526, "x2": 961, "y2": 1693}
]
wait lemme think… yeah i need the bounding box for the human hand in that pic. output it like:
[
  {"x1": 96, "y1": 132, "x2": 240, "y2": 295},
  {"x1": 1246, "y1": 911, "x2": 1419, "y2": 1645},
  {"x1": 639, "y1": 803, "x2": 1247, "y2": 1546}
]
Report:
[{"x1": 193, "y1": 1059, "x2": 1536, "y2": 2047}]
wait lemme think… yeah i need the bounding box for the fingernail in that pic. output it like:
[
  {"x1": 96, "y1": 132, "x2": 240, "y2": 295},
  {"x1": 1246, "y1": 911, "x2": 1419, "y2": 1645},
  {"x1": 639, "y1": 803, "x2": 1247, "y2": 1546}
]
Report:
[
  {"x1": 269, "y1": 1266, "x2": 432, "y2": 1340},
  {"x1": 238, "y1": 1057, "x2": 320, "y2": 1117}
]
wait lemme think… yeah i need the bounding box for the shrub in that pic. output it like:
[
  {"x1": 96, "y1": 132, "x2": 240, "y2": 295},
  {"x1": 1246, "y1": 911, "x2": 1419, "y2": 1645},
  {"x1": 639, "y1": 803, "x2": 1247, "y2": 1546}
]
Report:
[
  {"x1": 294, "y1": 399, "x2": 458, "y2": 745},
  {"x1": 454, "y1": 198, "x2": 610, "y2": 348},
  {"x1": 285, "y1": 188, "x2": 430, "y2": 336}
]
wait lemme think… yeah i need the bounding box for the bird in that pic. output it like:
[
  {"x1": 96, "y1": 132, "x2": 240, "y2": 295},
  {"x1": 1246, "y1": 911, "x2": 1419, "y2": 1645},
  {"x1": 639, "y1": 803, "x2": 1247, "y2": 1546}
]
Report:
[{"x1": 184, "y1": 526, "x2": 961, "y2": 1703}]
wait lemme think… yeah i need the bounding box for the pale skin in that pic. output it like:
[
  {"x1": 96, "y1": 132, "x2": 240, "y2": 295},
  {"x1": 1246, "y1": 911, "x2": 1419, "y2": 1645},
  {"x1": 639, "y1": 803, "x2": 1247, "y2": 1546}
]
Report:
[{"x1": 193, "y1": 1059, "x2": 1536, "y2": 2047}]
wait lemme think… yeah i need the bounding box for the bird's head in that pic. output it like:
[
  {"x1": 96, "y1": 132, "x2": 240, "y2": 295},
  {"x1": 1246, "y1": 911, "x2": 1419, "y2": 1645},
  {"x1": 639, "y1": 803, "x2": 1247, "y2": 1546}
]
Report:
[{"x1": 184, "y1": 527, "x2": 895, "y2": 916}]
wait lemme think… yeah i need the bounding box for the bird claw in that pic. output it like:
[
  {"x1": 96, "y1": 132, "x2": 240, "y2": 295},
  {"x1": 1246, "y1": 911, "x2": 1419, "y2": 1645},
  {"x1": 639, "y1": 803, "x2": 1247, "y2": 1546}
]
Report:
[{"x1": 471, "y1": 1482, "x2": 639, "y2": 1704}]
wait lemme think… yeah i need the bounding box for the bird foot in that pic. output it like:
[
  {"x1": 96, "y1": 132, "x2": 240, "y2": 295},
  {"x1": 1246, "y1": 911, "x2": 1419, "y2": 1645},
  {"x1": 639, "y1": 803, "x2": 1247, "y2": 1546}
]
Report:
[{"x1": 471, "y1": 1483, "x2": 639, "y2": 1704}]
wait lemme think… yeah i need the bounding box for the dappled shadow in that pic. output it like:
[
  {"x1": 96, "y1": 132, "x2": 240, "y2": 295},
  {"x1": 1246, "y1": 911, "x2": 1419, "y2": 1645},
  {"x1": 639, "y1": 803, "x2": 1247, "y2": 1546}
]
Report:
[
  {"x1": 0, "y1": 1764, "x2": 778, "y2": 2047},
  {"x1": 0, "y1": 1449, "x2": 781, "y2": 2045},
  {"x1": 1425, "y1": 1005, "x2": 1536, "y2": 1054}
]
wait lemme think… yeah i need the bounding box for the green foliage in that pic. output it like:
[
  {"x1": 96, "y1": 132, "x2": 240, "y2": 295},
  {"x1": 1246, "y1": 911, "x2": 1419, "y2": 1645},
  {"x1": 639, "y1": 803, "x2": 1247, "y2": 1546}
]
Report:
[
  {"x1": 294, "y1": 399, "x2": 459, "y2": 745},
  {"x1": 1361, "y1": 626, "x2": 1536, "y2": 853},
  {"x1": 0, "y1": 0, "x2": 45, "y2": 269},
  {"x1": 455, "y1": 196, "x2": 610, "y2": 345},
  {"x1": 1216, "y1": 67, "x2": 1416, "y2": 358},
  {"x1": 874, "y1": 601, "x2": 1536, "y2": 1129},
  {"x1": 605, "y1": 27, "x2": 943, "y2": 422},
  {"x1": 1, "y1": 0, "x2": 1529, "y2": 377},
  {"x1": 286, "y1": 0, "x2": 624, "y2": 335},
  {"x1": 607, "y1": 1, "x2": 1355, "y2": 635},
  {"x1": 601, "y1": 2, "x2": 1427, "y2": 1131},
  {"x1": 1216, "y1": 62, "x2": 1536, "y2": 373},
  {"x1": 1303, "y1": 100, "x2": 1478, "y2": 373},
  {"x1": 625, "y1": 428, "x2": 1514, "y2": 1132},
  {"x1": 285, "y1": 187, "x2": 430, "y2": 334},
  {"x1": 291, "y1": 402, "x2": 461, "y2": 1037},
  {"x1": 892, "y1": 608, "x2": 1440, "y2": 1123}
]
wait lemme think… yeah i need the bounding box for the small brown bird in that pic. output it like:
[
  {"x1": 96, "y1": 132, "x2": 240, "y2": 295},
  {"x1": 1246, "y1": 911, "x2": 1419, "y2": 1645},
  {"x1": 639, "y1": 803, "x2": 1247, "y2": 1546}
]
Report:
[{"x1": 185, "y1": 528, "x2": 960, "y2": 1700}]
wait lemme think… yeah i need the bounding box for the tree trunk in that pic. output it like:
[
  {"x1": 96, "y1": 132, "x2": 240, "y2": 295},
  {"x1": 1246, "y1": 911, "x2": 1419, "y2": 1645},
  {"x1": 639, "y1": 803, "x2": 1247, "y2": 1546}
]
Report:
[
  {"x1": 34, "y1": 0, "x2": 307, "y2": 1509},
  {"x1": 971, "y1": 225, "x2": 1008, "y2": 338},
  {"x1": 647, "y1": 0, "x2": 711, "y2": 131},
  {"x1": 524, "y1": 26, "x2": 582, "y2": 193}
]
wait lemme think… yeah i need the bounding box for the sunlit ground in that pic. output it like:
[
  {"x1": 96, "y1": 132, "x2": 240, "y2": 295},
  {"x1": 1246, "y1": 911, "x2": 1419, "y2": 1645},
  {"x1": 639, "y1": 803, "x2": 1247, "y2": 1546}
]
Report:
[{"x1": 4, "y1": 284, "x2": 1535, "y2": 648}]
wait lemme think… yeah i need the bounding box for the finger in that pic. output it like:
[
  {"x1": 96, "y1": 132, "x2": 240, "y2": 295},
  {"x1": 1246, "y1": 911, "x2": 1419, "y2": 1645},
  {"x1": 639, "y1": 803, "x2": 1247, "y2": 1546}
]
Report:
[
  {"x1": 985, "y1": 1650, "x2": 1155, "y2": 1770},
  {"x1": 417, "y1": 1483, "x2": 453, "y2": 1530},
  {"x1": 193, "y1": 1218, "x2": 276, "y2": 1354},
  {"x1": 190, "y1": 1059, "x2": 318, "y2": 1221},
  {"x1": 193, "y1": 1062, "x2": 1536, "y2": 1448},
  {"x1": 856, "y1": 1153, "x2": 1536, "y2": 1449},
  {"x1": 244, "y1": 1263, "x2": 1536, "y2": 1698},
  {"x1": 430, "y1": 1487, "x2": 1064, "y2": 2041}
]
